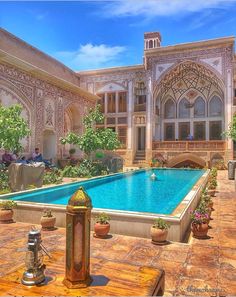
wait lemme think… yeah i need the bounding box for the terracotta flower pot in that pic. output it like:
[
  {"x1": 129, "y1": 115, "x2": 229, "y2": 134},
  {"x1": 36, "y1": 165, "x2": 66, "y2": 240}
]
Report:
[
  {"x1": 94, "y1": 222, "x2": 110, "y2": 238},
  {"x1": 150, "y1": 227, "x2": 168, "y2": 244},
  {"x1": 208, "y1": 201, "x2": 213, "y2": 209},
  {"x1": 40, "y1": 216, "x2": 56, "y2": 230},
  {"x1": 191, "y1": 222, "x2": 208, "y2": 238},
  {"x1": 0, "y1": 209, "x2": 14, "y2": 223},
  {"x1": 208, "y1": 189, "x2": 215, "y2": 197}
]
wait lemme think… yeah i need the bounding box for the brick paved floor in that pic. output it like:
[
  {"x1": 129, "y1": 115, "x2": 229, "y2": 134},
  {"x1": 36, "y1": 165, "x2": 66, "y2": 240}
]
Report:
[{"x1": 0, "y1": 170, "x2": 235, "y2": 296}]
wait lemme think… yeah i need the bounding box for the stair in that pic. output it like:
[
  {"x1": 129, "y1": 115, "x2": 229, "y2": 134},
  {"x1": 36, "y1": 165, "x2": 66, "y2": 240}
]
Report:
[{"x1": 133, "y1": 151, "x2": 147, "y2": 166}]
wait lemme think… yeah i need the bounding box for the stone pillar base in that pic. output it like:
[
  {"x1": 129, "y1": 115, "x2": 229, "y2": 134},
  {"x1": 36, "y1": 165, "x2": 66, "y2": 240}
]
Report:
[
  {"x1": 63, "y1": 276, "x2": 92, "y2": 289},
  {"x1": 125, "y1": 149, "x2": 134, "y2": 166},
  {"x1": 145, "y1": 149, "x2": 152, "y2": 164}
]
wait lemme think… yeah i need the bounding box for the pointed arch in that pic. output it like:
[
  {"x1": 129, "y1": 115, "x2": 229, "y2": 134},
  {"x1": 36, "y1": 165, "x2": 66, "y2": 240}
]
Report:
[
  {"x1": 168, "y1": 153, "x2": 206, "y2": 168},
  {"x1": 164, "y1": 97, "x2": 176, "y2": 119},
  {"x1": 153, "y1": 60, "x2": 224, "y2": 105},
  {"x1": 194, "y1": 96, "x2": 206, "y2": 118},
  {"x1": 209, "y1": 95, "x2": 223, "y2": 117},
  {"x1": 178, "y1": 98, "x2": 190, "y2": 118}
]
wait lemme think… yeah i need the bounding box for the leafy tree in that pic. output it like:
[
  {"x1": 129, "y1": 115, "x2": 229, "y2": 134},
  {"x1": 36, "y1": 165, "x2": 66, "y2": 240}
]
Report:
[
  {"x1": 224, "y1": 114, "x2": 236, "y2": 141},
  {"x1": 60, "y1": 105, "x2": 121, "y2": 158},
  {"x1": 0, "y1": 104, "x2": 30, "y2": 151}
]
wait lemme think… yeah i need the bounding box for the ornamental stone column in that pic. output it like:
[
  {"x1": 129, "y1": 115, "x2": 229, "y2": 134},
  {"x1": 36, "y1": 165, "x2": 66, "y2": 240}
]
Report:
[
  {"x1": 63, "y1": 187, "x2": 92, "y2": 288},
  {"x1": 146, "y1": 76, "x2": 153, "y2": 163}
]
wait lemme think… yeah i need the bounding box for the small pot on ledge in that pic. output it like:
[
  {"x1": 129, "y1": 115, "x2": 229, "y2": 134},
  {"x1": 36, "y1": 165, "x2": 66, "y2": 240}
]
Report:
[
  {"x1": 151, "y1": 218, "x2": 170, "y2": 245},
  {"x1": 40, "y1": 209, "x2": 56, "y2": 230},
  {"x1": 94, "y1": 212, "x2": 110, "y2": 238},
  {"x1": 0, "y1": 200, "x2": 17, "y2": 223}
]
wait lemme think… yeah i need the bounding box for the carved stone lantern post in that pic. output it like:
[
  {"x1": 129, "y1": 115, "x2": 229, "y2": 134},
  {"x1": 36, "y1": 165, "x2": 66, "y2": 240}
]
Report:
[{"x1": 63, "y1": 186, "x2": 93, "y2": 288}]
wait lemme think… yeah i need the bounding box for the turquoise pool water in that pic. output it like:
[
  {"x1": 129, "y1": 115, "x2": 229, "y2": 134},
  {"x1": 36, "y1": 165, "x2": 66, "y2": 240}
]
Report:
[{"x1": 7, "y1": 169, "x2": 204, "y2": 215}]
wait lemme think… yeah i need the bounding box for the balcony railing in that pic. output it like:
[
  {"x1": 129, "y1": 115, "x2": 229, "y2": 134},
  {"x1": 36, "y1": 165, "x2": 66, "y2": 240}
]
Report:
[
  {"x1": 134, "y1": 103, "x2": 146, "y2": 112},
  {"x1": 152, "y1": 140, "x2": 226, "y2": 151}
]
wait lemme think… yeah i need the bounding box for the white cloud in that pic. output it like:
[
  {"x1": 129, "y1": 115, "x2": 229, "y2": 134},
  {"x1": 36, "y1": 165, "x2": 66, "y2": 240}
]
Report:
[
  {"x1": 56, "y1": 43, "x2": 126, "y2": 70},
  {"x1": 35, "y1": 12, "x2": 48, "y2": 21},
  {"x1": 103, "y1": 0, "x2": 236, "y2": 17}
]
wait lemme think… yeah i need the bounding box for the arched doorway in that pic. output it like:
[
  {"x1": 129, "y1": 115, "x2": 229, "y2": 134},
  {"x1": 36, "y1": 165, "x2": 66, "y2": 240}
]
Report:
[
  {"x1": 153, "y1": 61, "x2": 224, "y2": 142},
  {"x1": 168, "y1": 153, "x2": 206, "y2": 168},
  {"x1": 43, "y1": 130, "x2": 56, "y2": 160},
  {"x1": 64, "y1": 103, "x2": 83, "y2": 157}
]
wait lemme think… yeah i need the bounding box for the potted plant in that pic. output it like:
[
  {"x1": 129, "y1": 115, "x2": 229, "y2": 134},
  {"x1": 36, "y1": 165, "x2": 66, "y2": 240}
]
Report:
[
  {"x1": 201, "y1": 191, "x2": 213, "y2": 209},
  {"x1": 150, "y1": 218, "x2": 170, "y2": 245},
  {"x1": 0, "y1": 200, "x2": 17, "y2": 223},
  {"x1": 190, "y1": 209, "x2": 209, "y2": 239},
  {"x1": 208, "y1": 178, "x2": 217, "y2": 197},
  {"x1": 94, "y1": 212, "x2": 110, "y2": 238},
  {"x1": 40, "y1": 209, "x2": 56, "y2": 230}
]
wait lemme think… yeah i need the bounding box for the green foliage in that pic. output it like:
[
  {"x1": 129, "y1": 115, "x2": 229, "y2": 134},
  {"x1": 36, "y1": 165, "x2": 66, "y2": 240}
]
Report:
[
  {"x1": 153, "y1": 218, "x2": 170, "y2": 230},
  {"x1": 95, "y1": 151, "x2": 105, "y2": 159},
  {"x1": 0, "y1": 104, "x2": 30, "y2": 151},
  {"x1": 213, "y1": 160, "x2": 226, "y2": 170},
  {"x1": 190, "y1": 209, "x2": 209, "y2": 224},
  {"x1": 210, "y1": 167, "x2": 218, "y2": 178},
  {"x1": 62, "y1": 160, "x2": 109, "y2": 178},
  {"x1": 224, "y1": 114, "x2": 236, "y2": 141},
  {"x1": 0, "y1": 200, "x2": 17, "y2": 210},
  {"x1": 62, "y1": 165, "x2": 84, "y2": 178},
  {"x1": 0, "y1": 166, "x2": 9, "y2": 191},
  {"x1": 0, "y1": 189, "x2": 11, "y2": 195},
  {"x1": 60, "y1": 105, "x2": 121, "y2": 157},
  {"x1": 26, "y1": 185, "x2": 37, "y2": 190},
  {"x1": 42, "y1": 209, "x2": 53, "y2": 217},
  {"x1": 208, "y1": 178, "x2": 217, "y2": 190},
  {"x1": 95, "y1": 212, "x2": 110, "y2": 224},
  {"x1": 43, "y1": 169, "x2": 63, "y2": 185}
]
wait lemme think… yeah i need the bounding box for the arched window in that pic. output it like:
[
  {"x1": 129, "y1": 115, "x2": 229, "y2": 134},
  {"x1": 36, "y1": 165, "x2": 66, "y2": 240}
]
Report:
[
  {"x1": 149, "y1": 40, "x2": 153, "y2": 49},
  {"x1": 209, "y1": 96, "x2": 223, "y2": 117},
  {"x1": 179, "y1": 98, "x2": 190, "y2": 118},
  {"x1": 194, "y1": 96, "x2": 205, "y2": 118},
  {"x1": 164, "y1": 99, "x2": 175, "y2": 119}
]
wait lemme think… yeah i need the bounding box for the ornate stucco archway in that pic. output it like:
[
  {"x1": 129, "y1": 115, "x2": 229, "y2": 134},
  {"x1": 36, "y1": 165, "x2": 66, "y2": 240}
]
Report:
[
  {"x1": 153, "y1": 60, "x2": 224, "y2": 108},
  {"x1": 0, "y1": 78, "x2": 33, "y2": 152},
  {"x1": 168, "y1": 153, "x2": 206, "y2": 168},
  {"x1": 153, "y1": 61, "x2": 225, "y2": 142},
  {"x1": 63, "y1": 102, "x2": 84, "y2": 157}
]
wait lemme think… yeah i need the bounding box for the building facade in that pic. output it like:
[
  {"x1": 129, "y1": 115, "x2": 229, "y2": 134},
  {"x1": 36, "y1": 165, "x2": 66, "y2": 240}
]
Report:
[
  {"x1": 79, "y1": 32, "x2": 236, "y2": 167},
  {"x1": 0, "y1": 28, "x2": 97, "y2": 160},
  {"x1": 0, "y1": 29, "x2": 235, "y2": 167}
]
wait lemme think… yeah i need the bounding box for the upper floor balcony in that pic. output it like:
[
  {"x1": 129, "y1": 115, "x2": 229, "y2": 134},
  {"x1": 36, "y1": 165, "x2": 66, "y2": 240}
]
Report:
[
  {"x1": 152, "y1": 140, "x2": 226, "y2": 151},
  {"x1": 134, "y1": 103, "x2": 146, "y2": 112}
]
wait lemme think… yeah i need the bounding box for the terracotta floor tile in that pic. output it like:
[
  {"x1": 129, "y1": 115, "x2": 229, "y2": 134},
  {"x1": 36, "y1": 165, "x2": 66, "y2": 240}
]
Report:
[
  {"x1": 176, "y1": 277, "x2": 219, "y2": 296},
  {"x1": 0, "y1": 170, "x2": 235, "y2": 296},
  {"x1": 181, "y1": 265, "x2": 219, "y2": 281}
]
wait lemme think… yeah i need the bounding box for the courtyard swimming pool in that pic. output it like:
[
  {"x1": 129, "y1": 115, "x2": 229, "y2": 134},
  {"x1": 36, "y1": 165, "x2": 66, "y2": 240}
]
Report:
[{"x1": 8, "y1": 168, "x2": 205, "y2": 215}]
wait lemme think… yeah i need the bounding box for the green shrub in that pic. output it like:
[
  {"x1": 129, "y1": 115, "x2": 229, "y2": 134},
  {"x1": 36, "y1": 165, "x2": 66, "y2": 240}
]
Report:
[
  {"x1": 0, "y1": 200, "x2": 17, "y2": 210},
  {"x1": 0, "y1": 166, "x2": 9, "y2": 191},
  {"x1": 62, "y1": 160, "x2": 109, "y2": 178},
  {"x1": 152, "y1": 218, "x2": 170, "y2": 230},
  {"x1": 43, "y1": 169, "x2": 63, "y2": 185},
  {"x1": 26, "y1": 185, "x2": 37, "y2": 190},
  {"x1": 42, "y1": 209, "x2": 54, "y2": 217},
  {"x1": 0, "y1": 189, "x2": 11, "y2": 195},
  {"x1": 62, "y1": 165, "x2": 80, "y2": 178},
  {"x1": 95, "y1": 212, "x2": 110, "y2": 224}
]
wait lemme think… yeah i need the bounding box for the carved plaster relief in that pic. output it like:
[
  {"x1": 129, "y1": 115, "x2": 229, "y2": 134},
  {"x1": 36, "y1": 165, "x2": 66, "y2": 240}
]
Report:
[
  {"x1": 96, "y1": 82, "x2": 126, "y2": 93},
  {"x1": 200, "y1": 57, "x2": 223, "y2": 75},
  {"x1": 156, "y1": 63, "x2": 174, "y2": 80},
  {"x1": 44, "y1": 98, "x2": 55, "y2": 128}
]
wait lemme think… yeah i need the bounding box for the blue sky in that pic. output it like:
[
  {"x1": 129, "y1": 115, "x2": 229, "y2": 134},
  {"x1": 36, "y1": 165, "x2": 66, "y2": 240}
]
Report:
[{"x1": 0, "y1": 0, "x2": 236, "y2": 71}]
